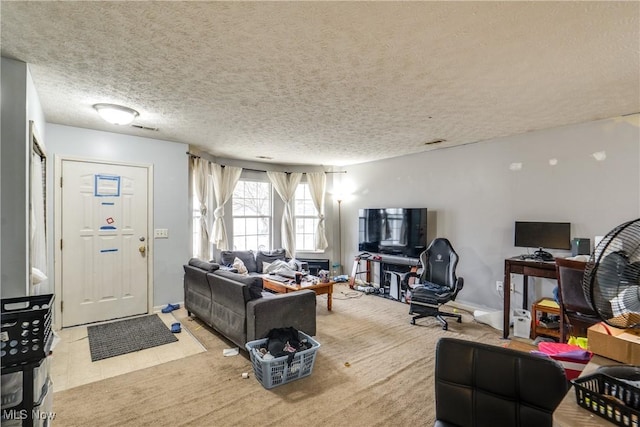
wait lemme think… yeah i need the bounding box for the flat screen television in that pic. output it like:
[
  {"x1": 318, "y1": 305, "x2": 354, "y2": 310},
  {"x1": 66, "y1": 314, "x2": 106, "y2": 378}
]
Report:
[
  {"x1": 358, "y1": 208, "x2": 428, "y2": 258},
  {"x1": 514, "y1": 221, "x2": 571, "y2": 257}
]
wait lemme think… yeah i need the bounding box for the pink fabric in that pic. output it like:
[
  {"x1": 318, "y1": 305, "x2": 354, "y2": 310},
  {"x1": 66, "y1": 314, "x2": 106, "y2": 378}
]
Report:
[
  {"x1": 533, "y1": 342, "x2": 593, "y2": 380},
  {"x1": 537, "y1": 342, "x2": 592, "y2": 360}
]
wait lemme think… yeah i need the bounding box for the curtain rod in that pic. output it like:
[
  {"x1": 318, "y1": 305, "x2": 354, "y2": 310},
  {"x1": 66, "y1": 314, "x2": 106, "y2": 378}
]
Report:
[{"x1": 186, "y1": 152, "x2": 346, "y2": 174}]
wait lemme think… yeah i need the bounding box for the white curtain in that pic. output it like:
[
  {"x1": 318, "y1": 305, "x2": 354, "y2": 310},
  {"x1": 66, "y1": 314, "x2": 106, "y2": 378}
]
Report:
[
  {"x1": 267, "y1": 171, "x2": 302, "y2": 258},
  {"x1": 192, "y1": 157, "x2": 212, "y2": 260},
  {"x1": 211, "y1": 163, "x2": 243, "y2": 251},
  {"x1": 31, "y1": 152, "x2": 48, "y2": 294},
  {"x1": 306, "y1": 172, "x2": 328, "y2": 250}
]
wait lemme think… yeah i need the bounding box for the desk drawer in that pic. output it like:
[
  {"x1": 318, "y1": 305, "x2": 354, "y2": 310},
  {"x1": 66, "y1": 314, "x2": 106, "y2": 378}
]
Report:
[{"x1": 523, "y1": 266, "x2": 556, "y2": 279}]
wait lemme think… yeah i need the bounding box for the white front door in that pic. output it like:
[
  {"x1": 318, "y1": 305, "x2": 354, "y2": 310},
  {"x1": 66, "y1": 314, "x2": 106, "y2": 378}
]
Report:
[{"x1": 60, "y1": 159, "x2": 150, "y2": 327}]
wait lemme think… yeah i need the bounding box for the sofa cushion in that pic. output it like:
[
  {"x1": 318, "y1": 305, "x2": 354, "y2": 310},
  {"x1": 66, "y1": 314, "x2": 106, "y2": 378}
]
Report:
[
  {"x1": 214, "y1": 269, "x2": 263, "y2": 300},
  {"x1": 188, "y1": 258, "x2": 220, "y2": 272},
  {"x1": 256, "y1": 249, "x2": 287, "y2": 273},
  {"x1": 220, "y1": 250, "x2": 258, "y2": 273}
]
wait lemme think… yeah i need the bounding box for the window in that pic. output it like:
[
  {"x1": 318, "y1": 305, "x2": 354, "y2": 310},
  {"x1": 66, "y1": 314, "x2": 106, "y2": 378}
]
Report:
[
  {"x1": 232, "y1": 180, "x2": 271, "y2": 251},
  {"x1": 294, "y1": 183, "x2": 319, "y2": 251}
]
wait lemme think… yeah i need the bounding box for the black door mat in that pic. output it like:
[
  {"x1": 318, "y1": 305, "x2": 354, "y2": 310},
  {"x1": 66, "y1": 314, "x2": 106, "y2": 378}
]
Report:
[{"x1": 87, "y1": 314, "x2": 178, "y2": 362}]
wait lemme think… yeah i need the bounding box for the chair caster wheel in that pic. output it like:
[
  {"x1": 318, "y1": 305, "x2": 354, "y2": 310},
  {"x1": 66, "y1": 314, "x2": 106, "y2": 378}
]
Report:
[
  {"x1": 442, "y1": 325, "x2": 448, "y2": 331},
  {"x1": 457, "y1": 318, "x2": 462, "y2": 323},
  {"x1": 411, "y1": 318, "x2": 416, "y2": 325}
]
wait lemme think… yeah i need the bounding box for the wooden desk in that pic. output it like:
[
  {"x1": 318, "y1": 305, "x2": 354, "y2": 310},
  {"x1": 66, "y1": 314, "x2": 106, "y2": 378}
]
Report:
[
  {"x1": 503, "y1": 257, "x2": 558, "y2": 339},
  {"x1": 553, "y1": 355, "x2": 621, "y2": 426},
  {"x1": 262, "y1": 276, "x2": 335, "y2": 311}
]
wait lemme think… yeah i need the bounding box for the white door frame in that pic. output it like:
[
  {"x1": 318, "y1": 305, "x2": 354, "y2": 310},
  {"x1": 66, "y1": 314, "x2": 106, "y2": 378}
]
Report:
[{"x1": 53, "y1": 155, "x2": 154, "y2": 330}]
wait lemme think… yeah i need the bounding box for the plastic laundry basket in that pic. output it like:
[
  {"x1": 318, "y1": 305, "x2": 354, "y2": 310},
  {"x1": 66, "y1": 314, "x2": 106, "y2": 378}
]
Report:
[{"x1": 245, "y1": 331, "x2": 320, "y2": 389}]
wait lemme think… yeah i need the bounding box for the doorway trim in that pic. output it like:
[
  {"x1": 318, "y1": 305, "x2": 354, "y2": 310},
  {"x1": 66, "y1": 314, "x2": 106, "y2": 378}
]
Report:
[{"x1": 53, "y1": 155, "x2": 154, "y2": 330}]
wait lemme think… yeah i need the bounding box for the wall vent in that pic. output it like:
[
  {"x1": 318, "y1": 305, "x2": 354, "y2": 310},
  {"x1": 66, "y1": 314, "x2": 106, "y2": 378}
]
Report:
[
  {"x1": 131, "y1": 124, "x2": 159, "y2": 131},
  {"x1": 424, "y1": 139, "x2": 446, "y2": 145}
]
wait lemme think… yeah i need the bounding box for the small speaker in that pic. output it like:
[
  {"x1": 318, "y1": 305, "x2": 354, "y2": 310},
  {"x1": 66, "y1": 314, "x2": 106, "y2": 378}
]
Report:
[{"x1": 571, "y1": 238, "x2": 590, "y2": 256}]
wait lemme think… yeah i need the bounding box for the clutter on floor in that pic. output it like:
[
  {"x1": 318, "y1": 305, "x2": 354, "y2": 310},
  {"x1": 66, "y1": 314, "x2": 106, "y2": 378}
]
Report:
[
  {"x1": 161, "y1": 303, "x2": 180, "y2": 313},
  {"x1": 222, "y1": 347, "x2": 239, "y2": 357},
  {"x1": 245, "y1": 327, "x2": 320, "y2": 389}
]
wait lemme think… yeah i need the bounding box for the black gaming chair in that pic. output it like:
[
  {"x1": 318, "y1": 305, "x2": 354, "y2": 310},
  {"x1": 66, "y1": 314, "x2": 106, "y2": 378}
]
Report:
[{"x1": 403, "y1": 238, "x2": 464, "y2": 330}]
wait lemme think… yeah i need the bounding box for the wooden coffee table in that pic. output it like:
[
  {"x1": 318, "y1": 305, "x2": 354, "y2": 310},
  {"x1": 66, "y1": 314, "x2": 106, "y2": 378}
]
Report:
[{"x1": 262, "y1": 275, "x2": 335, "y2": 311}]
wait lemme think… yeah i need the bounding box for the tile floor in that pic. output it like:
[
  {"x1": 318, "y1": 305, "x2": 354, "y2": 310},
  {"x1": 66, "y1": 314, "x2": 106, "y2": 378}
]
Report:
[{"x1": 50, "y1": 311, "x2": 205, "y2": 392}]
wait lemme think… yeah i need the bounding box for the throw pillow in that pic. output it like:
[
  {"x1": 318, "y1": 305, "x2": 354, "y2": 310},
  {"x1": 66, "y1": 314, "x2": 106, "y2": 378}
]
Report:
[
  {"x1": 256, "y1": 249, "x2": 287, "y2": 273},
  {"x1": 220, "y1": 250, "x2": 257, "y2": 273},
  {"x1": 233, "y1": 257, "x2": 248, "y2": 275}
]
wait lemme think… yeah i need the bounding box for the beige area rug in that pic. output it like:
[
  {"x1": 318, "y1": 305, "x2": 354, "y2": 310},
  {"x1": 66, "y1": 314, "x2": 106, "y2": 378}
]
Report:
[{"x1": 53, "y1": 284, "x2": 505, "y2": 426}]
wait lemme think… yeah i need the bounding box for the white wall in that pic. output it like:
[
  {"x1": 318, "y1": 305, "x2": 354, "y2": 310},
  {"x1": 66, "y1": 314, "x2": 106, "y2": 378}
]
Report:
[
  {"x1": 27, "y1": 67, "x2": 47, "y2": 145},
  {"x1": 45, "y1": 124, "x2": 189, "y2": 307},
  {"x1": 341, "y1": 116, "x2": 640, "y2": 310},
  {"x1": 1, "y1": 58, "x2": 46, "y2": 297}
]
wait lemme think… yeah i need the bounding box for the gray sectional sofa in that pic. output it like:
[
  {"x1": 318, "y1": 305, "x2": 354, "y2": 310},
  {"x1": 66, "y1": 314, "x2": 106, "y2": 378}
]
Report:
[{"x1": 183, "y1": 258, "x2": 317, "y2": 349}]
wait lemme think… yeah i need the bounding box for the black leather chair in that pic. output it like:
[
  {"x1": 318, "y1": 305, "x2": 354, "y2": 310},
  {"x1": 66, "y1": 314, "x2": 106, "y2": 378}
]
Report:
[
  {"x1": 434, "y1": 338, "x2": 569, "y2": 427},
  {"x1": 555, "y1": 258, "x2": 599, "y2": 342},
  {"x1": 403, "y1": 238, "x2": 464, "y2": 330}
]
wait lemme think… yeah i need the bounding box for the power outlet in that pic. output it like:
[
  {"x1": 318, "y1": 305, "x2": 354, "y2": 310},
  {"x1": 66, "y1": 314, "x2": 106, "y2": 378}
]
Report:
[
  {"x1": 154, "y1": 228, "x2": 169, "y2": 239},
  {"x1": 496, "y1": 281, "x2": 503, "y2": 292}
]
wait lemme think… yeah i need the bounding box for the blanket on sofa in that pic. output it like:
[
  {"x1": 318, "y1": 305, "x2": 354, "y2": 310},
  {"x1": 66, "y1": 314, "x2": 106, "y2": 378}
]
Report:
[{"x1": 262, "y1": 259, "x2": 303, "y2": 276}]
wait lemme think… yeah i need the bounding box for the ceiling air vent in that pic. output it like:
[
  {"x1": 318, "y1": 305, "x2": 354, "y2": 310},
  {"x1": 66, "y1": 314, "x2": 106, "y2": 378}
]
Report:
[
  {"x1": 131, "y1": 124, "x2": 159, "y2": 131},
  {"x1": 424, "y1": 139, "x2": 446, "y2": 146}
]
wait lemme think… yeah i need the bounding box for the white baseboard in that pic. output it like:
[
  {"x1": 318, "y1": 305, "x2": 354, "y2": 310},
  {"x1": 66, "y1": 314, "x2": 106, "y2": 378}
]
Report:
[
  {"x1": 446, "y1": 299, "x2": 493, "y2": 314},
  {"x1": 153, "y1": 301, "x2": 185, "y2": 313},
  {"x1": 446, "y1": 300, "x2": 507, "y2": 332}
]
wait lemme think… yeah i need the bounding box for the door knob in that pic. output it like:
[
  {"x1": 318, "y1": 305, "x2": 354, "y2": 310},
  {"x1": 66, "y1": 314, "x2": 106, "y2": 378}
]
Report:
[{"x1": 139, "y1": 246, "x2": 146, "y2": 254}]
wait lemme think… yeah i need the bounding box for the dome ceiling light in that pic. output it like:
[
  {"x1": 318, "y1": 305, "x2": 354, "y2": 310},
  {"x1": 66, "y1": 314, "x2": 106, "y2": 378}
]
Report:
[{"x1": 93, "y1": 103, "x2": 139, "y2": 125}]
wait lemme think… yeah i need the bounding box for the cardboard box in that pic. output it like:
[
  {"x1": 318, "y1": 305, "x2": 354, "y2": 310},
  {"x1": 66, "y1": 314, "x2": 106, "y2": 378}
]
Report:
[{"x1": 587, "y1": 323, "x2": 640, "y2": 364}]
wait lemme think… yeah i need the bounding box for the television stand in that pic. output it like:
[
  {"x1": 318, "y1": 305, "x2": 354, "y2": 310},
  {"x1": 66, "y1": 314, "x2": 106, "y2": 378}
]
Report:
[{"x1": 349, "y1": 254, "x2": 420, "y2": 302}]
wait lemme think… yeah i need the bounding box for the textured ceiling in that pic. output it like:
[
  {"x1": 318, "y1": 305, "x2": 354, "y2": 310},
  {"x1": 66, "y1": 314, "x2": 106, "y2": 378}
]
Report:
[{"x1": 2, "y1": 1, "x2": 639, "y2": 166}]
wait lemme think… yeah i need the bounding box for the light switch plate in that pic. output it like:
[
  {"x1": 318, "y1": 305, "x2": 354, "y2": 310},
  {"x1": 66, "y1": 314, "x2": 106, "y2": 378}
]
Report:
[{"x1": 154, "y1": 228, "x2": 169, "y2": 238}]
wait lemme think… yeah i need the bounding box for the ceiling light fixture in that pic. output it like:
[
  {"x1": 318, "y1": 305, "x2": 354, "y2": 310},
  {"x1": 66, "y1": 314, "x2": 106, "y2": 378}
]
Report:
[{"x1": 93, "y1": 103, "x2": 139, "y2": 125}]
